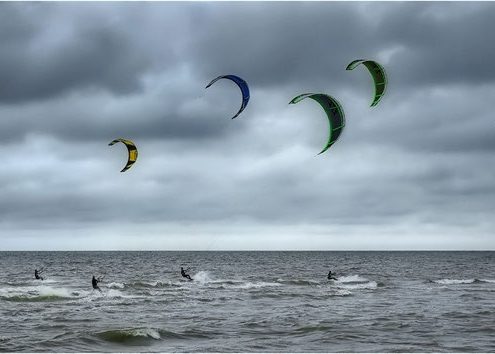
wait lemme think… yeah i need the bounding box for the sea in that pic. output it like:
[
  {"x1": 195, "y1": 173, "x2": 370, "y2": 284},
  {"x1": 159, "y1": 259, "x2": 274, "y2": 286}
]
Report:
[{"x1": 0, "y1": 251, "x2": 494, "y2": 352}]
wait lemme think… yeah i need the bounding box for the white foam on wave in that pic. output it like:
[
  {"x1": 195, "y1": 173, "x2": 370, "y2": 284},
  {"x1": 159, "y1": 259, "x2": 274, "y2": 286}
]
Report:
[
  {"x1": 0, "y1": 287, "x2": 20, "y2": 296},
  {"x1": 479, "y1": 279, "x2": 495, "y2": 283},
  {"x1": 107, "y1": 282, "x2": 125, "y2": 289},
  {"x1": 106, "y1": 289, "x2": 129, "y2": 298},
  {"x1": 435, "y1": 279, "x2": 476, "y2": 285},
  {"x1": 76, "y1": 288, "x2": 138, "y2": 302},
  {"x1": 105, "y1": 288, "x2": 145, "y2": 299},
  {"x1": 32, "y1": 278, "x2": 58, "y2": 284},
  {"x1": 143, "y1": 281, "x2": 159, "y2": 287},
  {"x1": 77, "y1": 290, "x2": 104, "y2": 302},
  {"x1": 336, "y1": 281, "x2": 378, "y2": 290},
  {"x1": 140, "y1": 280, "x2": 172, "y2": 288},
  {"x1": 184, "y1": 272, "x2": 281, "y2": 290},
  {"x1": 37, "y1": 285, "x2": 72, "y2": 298},
  {"x1": 230, "y1": 281, "x2": 282, "y2": 290},
  {"x1": 277, "y1": 278, "x2": 321, "y2": 286},
  {"x1": 0, "y1": 285, "x2": 73, "y2": 298},
  {"x1": 335, "y1": 289, "x2": 352, "y2": 296},
  {"x1": 335, "y1": 275, "x2": 370, "y2": 284},
  {"x1": 192, "y1": 271, "x2": 214, "y2": 284},
  {"x1": 331, "y1": 274, "x2": 377, "y2": 290},
  {"x1": 98, "y1": 328, "x2": 161, "y2": 341},
  {"x1": 129, "y1": 328, "x2": 161, "y2": 340}
]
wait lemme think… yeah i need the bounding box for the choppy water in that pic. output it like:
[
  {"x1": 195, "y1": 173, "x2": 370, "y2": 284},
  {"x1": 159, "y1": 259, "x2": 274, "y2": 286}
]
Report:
[{"x1": 0, "y1": 251, "x2": 494, "y2": 352}]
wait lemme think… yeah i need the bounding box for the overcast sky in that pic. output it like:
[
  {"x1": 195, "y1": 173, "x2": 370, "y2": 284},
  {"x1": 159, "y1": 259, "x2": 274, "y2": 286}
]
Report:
[{"x1": 1, "y1": 1, "x2": 494, "y2": 250}]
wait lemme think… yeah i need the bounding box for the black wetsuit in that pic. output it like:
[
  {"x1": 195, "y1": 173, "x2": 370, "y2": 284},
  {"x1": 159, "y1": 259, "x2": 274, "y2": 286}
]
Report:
[
  {"x1": 92, "y1": 276, "x2": 102, "y2": 292},
  {"x1": 35, "y1": 269, "x2": 43, "y2": 281},
  {"x1": 327, "y1": 271, "x2": 337, "y2": 280},
  {"x1": 181, "y1": 268, "x2": 193, "y2": 281}
]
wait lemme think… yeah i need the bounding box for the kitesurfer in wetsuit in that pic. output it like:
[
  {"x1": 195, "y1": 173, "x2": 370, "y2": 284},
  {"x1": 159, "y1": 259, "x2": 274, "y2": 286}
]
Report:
[
  {"x1": 327, "y1": 270, "x2": 337, "y2": 280},
  {"x1": 181, "y1": 267, "x2": 193, "y2": 281},
  {"x1": 92, "y1": 275, "x2": 103, "y2": 292},
  {"x1": 34, "y1": 268, "x2": 44, "y2": 281}
]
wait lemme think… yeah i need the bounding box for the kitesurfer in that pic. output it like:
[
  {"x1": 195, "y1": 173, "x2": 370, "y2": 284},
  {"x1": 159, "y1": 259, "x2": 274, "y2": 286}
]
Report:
[
  {"x1": 327, "y1": 270, "x2": 337, "y2": 280},
  {"x1": 181, "y1": 267, "x2": 193, "y2": 281},
  {"x1": 34, "y1": 268, "x2": 44, "y2": 281},
  {"x1": 92, "y1": 275, "x2": 103, "y2": 292}
]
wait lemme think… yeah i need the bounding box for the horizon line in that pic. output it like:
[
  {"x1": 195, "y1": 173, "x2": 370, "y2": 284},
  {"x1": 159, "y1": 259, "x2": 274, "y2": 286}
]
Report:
[{"x1": 1, "y1": 249, "x2": 493, "y2": 252}]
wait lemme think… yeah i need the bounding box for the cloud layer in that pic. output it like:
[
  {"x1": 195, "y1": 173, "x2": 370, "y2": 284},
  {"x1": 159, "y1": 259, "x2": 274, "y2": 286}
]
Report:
[{"x1": 1, "y1": 2, "x2": 494, "y2": 250}]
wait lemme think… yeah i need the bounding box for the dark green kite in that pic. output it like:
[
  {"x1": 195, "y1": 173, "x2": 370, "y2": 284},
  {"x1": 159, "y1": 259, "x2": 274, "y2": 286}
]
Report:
[
  {"x1": 289, "y1": 93, "x2": 345, "y2": 155},
  {"x1": 346, "y1": 59, "x2": 387, "y2": 107}
]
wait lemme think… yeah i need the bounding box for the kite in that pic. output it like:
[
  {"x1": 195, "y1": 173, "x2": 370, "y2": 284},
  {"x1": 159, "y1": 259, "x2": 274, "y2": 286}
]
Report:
[
  {"x1": 108, "y1": 138, "x2": 138, "y2": 172},
  {"x1": 346, "y1": 59, "x2": 387, "y2": 107},
  {"x1": 289, "y1": 93, "x2": 345, "y2": 155},
  {"x1": 205, "y1": 75, "x2": 250, "y2": 119}
]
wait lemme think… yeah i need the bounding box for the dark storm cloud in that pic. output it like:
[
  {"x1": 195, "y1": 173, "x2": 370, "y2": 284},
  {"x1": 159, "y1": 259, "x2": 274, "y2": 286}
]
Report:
[
  {"x1": 0, "y1": 3, "x2": 156, "y2": 103},
  {"x1": 377, "y1": 2, "x2": 495, "y2": 87},
  {"x1": 186, "y1": 2, "x2": 495, "y2": 92},
  {"x1": 2, "y1": 2, "x2": 495, "y2": 106},
  {"x1": 187, "y1": 2, "x2": 376, "y2": 89},
  {"x1": 2, "y1": 2, "x2": 494, "y2": 143},
  {"x1": 350, "y1": 85, "x2": 495, "y2": 153},
  {"x1": 0, "y1": 75, "x2": 247, "y2": 144}
]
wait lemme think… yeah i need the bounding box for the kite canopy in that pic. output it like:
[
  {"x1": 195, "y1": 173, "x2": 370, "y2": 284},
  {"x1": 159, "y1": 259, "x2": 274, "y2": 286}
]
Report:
[
  {"x1": 289, "y1": 93, "x2": 346, "y2": 155},
  {"x1": 346, "y1": 59, "x2": 387, "y2": 107},
  {"x1": 205, "y1": 74, "x2": 250, "y2": 119},
  {"x1": 108, "y1": 138, "x2": 138, "y2": 172}
]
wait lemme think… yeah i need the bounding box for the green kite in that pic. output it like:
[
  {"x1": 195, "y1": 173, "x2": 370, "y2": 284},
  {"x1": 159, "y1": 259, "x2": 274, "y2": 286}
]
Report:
[
  {"x1": 289, "y1": 93, "x2": 346, "y2": 155},
  {"x1": 346, "y1": 59, "x2": 387, "y2": 107}
]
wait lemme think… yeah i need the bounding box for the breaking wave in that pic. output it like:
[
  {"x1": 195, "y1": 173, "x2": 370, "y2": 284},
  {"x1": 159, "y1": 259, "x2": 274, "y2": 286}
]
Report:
[
  {"x1": 333, "y1": 275, "x2": 378, "y2": 290},
  {"x1": 96, "y1": 328, "x2": 162, "y2": 344},
  {"x1": 228, "y1": 281, "x2": 282, "y2": 290},
  {"x1": 479, "y1": 279, "x2": 495, "y2": 283},
  {"x1": 0, "y1": 285, "x2": 73, "y2": 302},
  {"x1": 335, "y1": 275, "x2": 370, "y2": 284},
  {"x1": 191, "y1": 271, "x2": 214, "y2": 284},
  {"x1": 95, "y1": 327, "x2": 214, "y2": 345}
]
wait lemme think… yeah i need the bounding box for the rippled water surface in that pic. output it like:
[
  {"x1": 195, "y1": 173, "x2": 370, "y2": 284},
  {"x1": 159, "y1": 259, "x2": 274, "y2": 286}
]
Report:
[{"x1": 0, "y1": 251, "x2": 494, "y2": 352}]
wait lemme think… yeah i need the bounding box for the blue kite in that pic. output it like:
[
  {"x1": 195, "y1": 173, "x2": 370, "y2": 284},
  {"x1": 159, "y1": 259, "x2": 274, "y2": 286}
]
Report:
[{"x1": 206, "y1": 75, "x2": 250, "y2": 119}]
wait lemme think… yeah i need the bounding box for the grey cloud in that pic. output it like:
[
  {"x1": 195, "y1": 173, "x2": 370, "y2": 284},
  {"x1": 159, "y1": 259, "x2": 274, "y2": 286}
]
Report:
[
  {"x1": 0, "y1": 3, "x2": 154, "y2": 103},
  {"x1": 0, "y1": 79, "x2": 246, "y2": 144},
  {"x1": 188, "y1": 2, "x2": 376, "y2": 89},
  {"x1": 378, "y1": 2, "x2": 495, "y2": 87},
  {"x1": 353, "y1": 85, "x2": 495, "y2": 154}
]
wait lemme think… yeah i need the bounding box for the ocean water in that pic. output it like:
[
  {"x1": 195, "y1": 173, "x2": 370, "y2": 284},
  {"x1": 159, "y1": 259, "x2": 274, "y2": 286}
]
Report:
[{"x1": 0, "y1": 251, "x2": 494, "y2": 352}]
